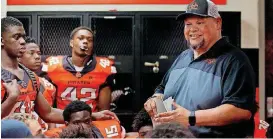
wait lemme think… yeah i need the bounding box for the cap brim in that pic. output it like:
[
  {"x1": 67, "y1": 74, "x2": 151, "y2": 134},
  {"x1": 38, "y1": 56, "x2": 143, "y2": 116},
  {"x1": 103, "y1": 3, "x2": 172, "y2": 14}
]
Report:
[{"x1": 176, "y1": 12, "x2": 211, "y2": 21}]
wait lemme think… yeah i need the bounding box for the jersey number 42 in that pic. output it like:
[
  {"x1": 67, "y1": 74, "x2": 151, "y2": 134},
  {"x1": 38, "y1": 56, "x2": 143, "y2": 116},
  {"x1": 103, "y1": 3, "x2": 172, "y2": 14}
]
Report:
[{"x1": 61, "y1": 87, "x2": 96, "y2": 102}]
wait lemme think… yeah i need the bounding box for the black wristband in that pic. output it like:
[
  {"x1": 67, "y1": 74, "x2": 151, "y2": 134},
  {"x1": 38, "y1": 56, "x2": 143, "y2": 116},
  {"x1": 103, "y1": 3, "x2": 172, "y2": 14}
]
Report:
[{"x1": 189, "y1": 111, "x2": 196, "y2": 126}]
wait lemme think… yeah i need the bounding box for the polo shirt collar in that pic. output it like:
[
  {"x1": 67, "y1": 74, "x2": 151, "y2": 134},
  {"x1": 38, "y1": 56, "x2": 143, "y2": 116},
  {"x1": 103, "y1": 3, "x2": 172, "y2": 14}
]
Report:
[{"x1": 191, "y1": 37, "x2": 229, "y2": 60}]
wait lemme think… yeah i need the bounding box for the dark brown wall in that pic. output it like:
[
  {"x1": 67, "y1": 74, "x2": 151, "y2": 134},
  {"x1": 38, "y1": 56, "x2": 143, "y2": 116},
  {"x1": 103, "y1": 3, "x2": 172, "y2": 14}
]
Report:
[{"x1": 265, "y1": 0, "x2": 273, "y2": 98}]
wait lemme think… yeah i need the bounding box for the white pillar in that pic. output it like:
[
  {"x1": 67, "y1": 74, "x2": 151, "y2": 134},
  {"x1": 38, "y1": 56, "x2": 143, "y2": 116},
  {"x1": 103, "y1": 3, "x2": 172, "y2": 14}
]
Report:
[{"x1": 1, "y1": 0, "x2": 7, "y2": 18}]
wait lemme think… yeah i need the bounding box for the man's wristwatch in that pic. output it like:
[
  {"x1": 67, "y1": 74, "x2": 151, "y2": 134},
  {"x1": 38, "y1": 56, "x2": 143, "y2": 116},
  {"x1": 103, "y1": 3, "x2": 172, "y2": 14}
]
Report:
[{"x1": 189, "y1": 111, "x2": 196, "y2": 126}]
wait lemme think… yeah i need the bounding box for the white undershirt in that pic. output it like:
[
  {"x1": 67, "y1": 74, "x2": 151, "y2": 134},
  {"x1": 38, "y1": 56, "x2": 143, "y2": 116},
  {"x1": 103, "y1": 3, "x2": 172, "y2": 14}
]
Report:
[{"x1": 74, "y1": 65, "x2": 84, "y2": 72}]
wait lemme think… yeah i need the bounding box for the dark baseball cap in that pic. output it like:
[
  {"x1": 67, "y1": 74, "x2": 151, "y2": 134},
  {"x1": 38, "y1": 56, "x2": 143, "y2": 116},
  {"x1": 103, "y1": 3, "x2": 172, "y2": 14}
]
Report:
[{"x1": 177, "y1": 0, "x2": 221, "y2": 21}]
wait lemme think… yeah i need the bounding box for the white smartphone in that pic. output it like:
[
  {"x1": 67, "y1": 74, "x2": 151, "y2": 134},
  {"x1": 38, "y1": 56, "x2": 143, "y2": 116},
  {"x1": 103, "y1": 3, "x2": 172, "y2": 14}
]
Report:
[{"x1": 154, "y1": 98, "x2": 168, "y2": 113}]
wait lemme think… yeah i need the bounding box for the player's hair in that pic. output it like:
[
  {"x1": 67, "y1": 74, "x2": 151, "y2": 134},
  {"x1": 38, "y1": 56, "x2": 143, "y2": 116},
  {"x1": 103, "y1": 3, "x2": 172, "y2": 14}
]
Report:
[
  {"x1": 59, "y1": 124, "x2": 94, "y2": 138},
  {"x1": 70, "y1": 26, "x2": 94, "y2": 40},
  {"x1": 132, "y1": 108, "x2": 153, "y2": 132},
  {"x1": 6, "y1": 113, "x2": 35, "y2": 127},
  {"x1": 1, "y1": 16, "x2": 23, "y2": 34},
  {"x1": 63, "y1": 100, "x2": 92, "y2": 122},
  {"x1": 25, "y1": 36, "x2": 37, "y2": 44},
  {"x1": 151, "y1": 122, "x2": 195, "y2": 138},
  {"x1": 266, "y1": 121, "x2": 273, "y2": 138}
]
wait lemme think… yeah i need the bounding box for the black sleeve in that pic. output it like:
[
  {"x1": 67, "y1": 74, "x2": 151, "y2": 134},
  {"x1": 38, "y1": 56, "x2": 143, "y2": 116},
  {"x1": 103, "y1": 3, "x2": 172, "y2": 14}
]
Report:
[
  {"x1": 221, "y1": 58, "x2": 258, "y2": 114},
  {"x1": 99, "y1": 74, "x2": 116, "y2": 92}
]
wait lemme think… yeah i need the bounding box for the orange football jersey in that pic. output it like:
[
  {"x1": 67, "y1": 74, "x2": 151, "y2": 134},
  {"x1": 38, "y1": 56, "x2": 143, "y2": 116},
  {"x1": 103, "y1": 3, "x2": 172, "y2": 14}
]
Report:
[
  {"x1": 42, "y1": 55, "x2": 116, "y2": 111},
  {"x1": 39, "y1": 77, "x2": 56, "y2": 106},
  {"x1": 44, "y1": 119, "x2": 123, "y2": 138},
  {"x1": 254, "y1": 114, "x2": 269, "y2": 138},
  {"x1": 93, "y1": 119, "x2": 124, "y2": 138},
  {"x1": 1, "y1": 67, "x2": 52, "y2": 132},
  {"x1": 1, "y1": 68, "x2": 39, "y2": 117},
  {"x1": 1, "y1": 67, "x2": 47, "y2": 130}
]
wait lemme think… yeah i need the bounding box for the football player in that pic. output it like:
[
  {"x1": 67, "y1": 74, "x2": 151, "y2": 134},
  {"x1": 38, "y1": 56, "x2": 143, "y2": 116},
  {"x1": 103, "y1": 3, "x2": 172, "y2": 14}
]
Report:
[
  {"x1": 41, "y1": 26, "x2": 116, "y2": 112},
  {"x1": 17, "y1": 36, "x2": 57, "y2": 131},
  {"x1": 44, "y1": 100, "x2": 124, "y2": 138}
]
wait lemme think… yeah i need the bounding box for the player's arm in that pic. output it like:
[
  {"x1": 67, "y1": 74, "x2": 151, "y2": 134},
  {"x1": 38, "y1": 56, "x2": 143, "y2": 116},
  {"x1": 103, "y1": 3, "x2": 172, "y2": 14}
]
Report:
[
  {"x1": 1, "y1": 95, "x2": 18, "y2": 118},
  {"x1": 1, "y1": 80, "x2": 20, "y2": 118},
  {"x1": 39, "y1": 70, "x2": 58, "y2": 128},
  {"x1": 1, "y1": 96, "x2": 18, "y2": 118},
  {"x1": 97, "y1": 58, "x2": 117, "y2": 111},
  {"x1": 34, "y1": 86, "x2": 64, "y2": 124},
  {"x1": 39, "y1": 78, "x2": 58, "y2": 129},
  {"x1": 48, "y1": 123, "x2": 57, "y2": 129},
  {"x1": 98, "y1": 63, "x2": 117, "y2": 111},
  {"x1": 98, "y1": 86, "x2": 112, "y2": 111}
]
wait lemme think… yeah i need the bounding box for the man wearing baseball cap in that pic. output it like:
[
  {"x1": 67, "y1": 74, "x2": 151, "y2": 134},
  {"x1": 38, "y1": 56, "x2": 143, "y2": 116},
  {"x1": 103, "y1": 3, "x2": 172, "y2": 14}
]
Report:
[{"x1": 144, "y1": 0, "x2": 257, "y2": 137}]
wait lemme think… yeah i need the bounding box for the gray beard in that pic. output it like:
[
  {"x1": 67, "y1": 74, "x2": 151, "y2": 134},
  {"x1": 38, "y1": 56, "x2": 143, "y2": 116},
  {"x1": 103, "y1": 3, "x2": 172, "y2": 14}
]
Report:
[{"x1": 187, "y1": 39, "x2": 205, "y2": 50}]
